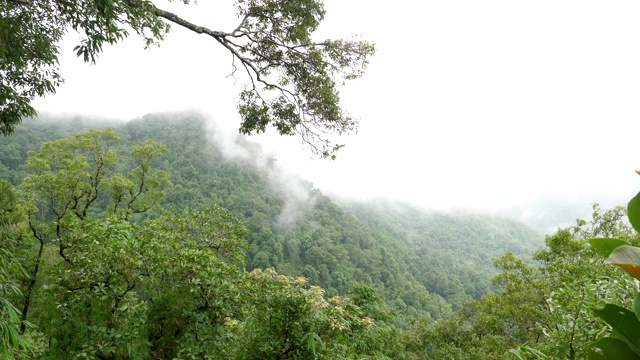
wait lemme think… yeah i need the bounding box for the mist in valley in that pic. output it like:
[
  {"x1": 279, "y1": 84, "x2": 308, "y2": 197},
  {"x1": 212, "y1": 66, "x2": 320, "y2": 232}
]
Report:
[
  {"x1": 23, "y1": 110, "x2": 634, "y2": 238},
  {"x1": 26, "y1": 0, "x2": 640, "y2": 235}
]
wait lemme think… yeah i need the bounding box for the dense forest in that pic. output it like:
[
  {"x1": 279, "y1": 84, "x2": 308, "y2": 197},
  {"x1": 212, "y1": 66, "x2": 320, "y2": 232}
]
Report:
[{"x1": 1, "y1": 112, "x2": 640, "y2": 359}]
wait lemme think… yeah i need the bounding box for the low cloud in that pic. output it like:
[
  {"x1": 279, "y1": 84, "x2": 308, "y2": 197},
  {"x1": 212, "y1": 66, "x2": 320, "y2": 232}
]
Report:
[{"x1": 203, "y1": 113, "x2": 318, "y2": 233}]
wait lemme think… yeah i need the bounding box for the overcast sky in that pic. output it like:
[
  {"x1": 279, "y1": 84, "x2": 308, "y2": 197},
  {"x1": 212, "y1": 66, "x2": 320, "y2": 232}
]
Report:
[{"x1": 32, "y1": 0, "x2": 640, "y2": 221}]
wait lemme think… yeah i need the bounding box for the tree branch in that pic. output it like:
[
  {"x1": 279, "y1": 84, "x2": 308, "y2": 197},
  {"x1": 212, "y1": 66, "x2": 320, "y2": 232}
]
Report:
[
  {"x1": 143, "y1": 1, "x2": 372, "y2": 158},
  {"x1": 151, "y1": 5, "x2": 298, "y2": 102},
  {"x1": 152, "y1": 7, "x2": 229, "y2": 38}
]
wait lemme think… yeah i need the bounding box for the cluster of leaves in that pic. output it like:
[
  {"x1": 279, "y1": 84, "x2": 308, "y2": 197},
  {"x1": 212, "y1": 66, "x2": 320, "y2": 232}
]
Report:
[
  {"x1": 230, "y1": 0, "x2": 375, "y2": 158},
  {"x1": 0, "y1": 1, "x2": 64, "y2": 134}
]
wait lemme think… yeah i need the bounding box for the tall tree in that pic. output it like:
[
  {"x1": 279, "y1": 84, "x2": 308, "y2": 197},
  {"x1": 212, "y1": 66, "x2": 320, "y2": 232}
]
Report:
[{"x1": 0, "y1": 0, "x2": 374, "y2": 158}]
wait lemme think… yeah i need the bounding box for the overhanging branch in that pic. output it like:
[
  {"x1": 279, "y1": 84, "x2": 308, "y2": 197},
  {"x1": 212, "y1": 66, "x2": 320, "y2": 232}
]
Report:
[
  {"x1": 152, "y1": 6, "x2": 268, "y2": 89},
  {"x1": 134, "y1": 1, "x2": 372, "y2": 158},
  {"x1": 152, "y1": 7, "x2": 228, "y2": 38}
]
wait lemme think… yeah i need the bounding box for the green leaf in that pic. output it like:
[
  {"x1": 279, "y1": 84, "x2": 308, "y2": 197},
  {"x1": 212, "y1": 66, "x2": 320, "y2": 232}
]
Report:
[
  {"x1": 608, "y1": 245, "x2": 640, "y2": 280},
  {"x1": 506, "y1": 349, "x2": 525, "y2": 360},
  {"x1": 589, "y1": 338, "x2": 640, "y2": 359},
  {"x1": 628, "y1": 192, "x2": 640, "y2": 233},
  {"x1": 590, "y1": 238, "x2": 628, "y2": 257},
  {"x1": 634, "y1": 293, "x2": 640, "y2": 322},
  {"x1": 592, "y1": 304, "x2": 640, "y2": 353}
]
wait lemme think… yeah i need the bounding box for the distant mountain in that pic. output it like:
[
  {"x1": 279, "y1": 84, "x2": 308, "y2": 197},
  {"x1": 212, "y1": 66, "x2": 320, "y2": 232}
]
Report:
[
  {"x1": 0, "y1": 112, "x2": 544, "y2": 321},
  {"x1": 339, "y1": 199, "x2": 543, "y2": 307}
]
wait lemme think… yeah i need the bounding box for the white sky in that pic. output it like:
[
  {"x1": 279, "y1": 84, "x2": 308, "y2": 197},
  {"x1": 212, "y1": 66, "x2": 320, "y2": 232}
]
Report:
[{"x1": 32, "y1": 0, "x2": 640, "y2": 219}]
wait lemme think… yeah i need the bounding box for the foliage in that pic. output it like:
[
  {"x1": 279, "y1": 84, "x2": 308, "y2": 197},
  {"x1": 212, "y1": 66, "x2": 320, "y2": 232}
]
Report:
[
  {"x1": 114, "y1": 113, "x2": 546, "y2": 321},
  {"x1": 0, "y1": 179, "x2": 32, "y2": 357},
  {"x1": 207, "y1": 268, "x2": 393, "y2": 359},
  {"x1": 0, "y1": 127, "x2": 396, "y2": 359},
  {"x1": 0, "y1": 113, "x2": 546, "y2": 329},
  {"x1": 342, "y1": 201, "x2": 542, "y2": 310},
  {"x1": 2, "y1": 0, "x2": 374, "y2": 158},
  {"x1": 588, "y1": 191, "x2": 640, "y2": 359},
  {"x1": 228, "y1": 0, "x2": 375, "y2": 158},
  {"x1": 400, "y1": 204, "x2": 639, "y2": 359},
  {"x1": 0, "y1": 1, "x2": 64, "y2": 135},
  {"x1": 7, "y1": 113, "x2": 640, "y2": 359}
]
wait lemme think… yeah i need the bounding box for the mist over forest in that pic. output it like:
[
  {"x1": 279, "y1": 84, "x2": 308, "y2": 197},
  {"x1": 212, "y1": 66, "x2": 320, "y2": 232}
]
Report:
[
  {"x1": 2, "y1": 112, "x2": 640, "y2": 359},
  {"x1": 24, "y1": 111, "x2": 618, "y2": 234},
  {"x1": 5, "y1": 0, "x2": 640, "y2": 356}
]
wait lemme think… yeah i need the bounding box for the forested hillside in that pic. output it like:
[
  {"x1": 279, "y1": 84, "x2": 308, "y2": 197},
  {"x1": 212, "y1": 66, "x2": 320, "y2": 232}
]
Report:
[
  {"x1": 0, "y1": 113, "x2": 542, "y2": 318},
  {"x1": 6, "y1": 0, "x2": 639, "y2": 357},
  {"x1": 6, "y1": 112, "x2": 636, "y2": 359},
  {"x1": 342, "y1": 201, "x2": 542, "y2": 309}
]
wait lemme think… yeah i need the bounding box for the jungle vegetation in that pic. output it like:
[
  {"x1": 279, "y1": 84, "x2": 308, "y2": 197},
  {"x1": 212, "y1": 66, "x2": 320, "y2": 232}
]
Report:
[{"x1": 1, "y1": 113, "x2": 637, "y2": 359}]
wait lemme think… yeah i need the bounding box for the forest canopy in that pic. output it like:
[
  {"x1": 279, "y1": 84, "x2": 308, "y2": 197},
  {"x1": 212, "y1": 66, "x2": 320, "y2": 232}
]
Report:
[
  {"x1": 0, "y1": 113, "x2": 550, "y2": 358},
  {"x1": 2, "y1": 113, "x2": 638, "y2": 359},
  {"x1": 0, "y1": 123, "x2": 391, "y2": 358}
]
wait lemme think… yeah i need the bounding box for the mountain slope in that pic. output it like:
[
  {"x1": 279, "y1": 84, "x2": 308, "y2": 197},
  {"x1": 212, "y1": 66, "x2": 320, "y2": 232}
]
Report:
[{"x1": 0, "y1": 112, "x2": 544, "y2": 321}]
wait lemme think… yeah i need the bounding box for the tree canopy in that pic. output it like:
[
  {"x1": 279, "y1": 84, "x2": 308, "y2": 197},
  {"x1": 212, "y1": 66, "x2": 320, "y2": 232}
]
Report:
[{"x1": 0, "y1": 0, "x2": 374, "y2": 158}]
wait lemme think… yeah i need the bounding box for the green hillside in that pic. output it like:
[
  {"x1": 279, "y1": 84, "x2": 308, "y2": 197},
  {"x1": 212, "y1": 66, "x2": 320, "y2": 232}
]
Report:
[
  {"x1": 4, "y1": 112, "x2": 639, "y2": 359},
  {"x1": 341, "y1": 200, "x2": 542, "y2": 309},
  {"x1": 0, "y1": 113, "x2": 543, "y2": 321}
]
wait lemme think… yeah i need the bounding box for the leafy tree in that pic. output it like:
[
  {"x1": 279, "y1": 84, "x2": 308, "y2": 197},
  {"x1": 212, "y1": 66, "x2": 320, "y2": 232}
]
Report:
[
  {"x1": 16, "y1": 128, "x2": 169, "y2": 339},
  {"x1": 1, "y1": 0, "x2": 375, "y2": 158},
  {"x1": 221, "y1": 268, "x2": 397, "y2": 360},
  {"x1": 5, "y1": 128, "x2": 171, "y2": 357}
]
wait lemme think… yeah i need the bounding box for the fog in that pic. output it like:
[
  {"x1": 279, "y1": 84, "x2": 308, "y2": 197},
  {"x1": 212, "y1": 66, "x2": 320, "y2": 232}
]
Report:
[
  {"x1": 203, "y1": 114, "x2": 318, "y2": 232},
  {"x1": 31, "y1": 0, "x2": 640, "y2": 230}
]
